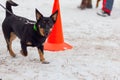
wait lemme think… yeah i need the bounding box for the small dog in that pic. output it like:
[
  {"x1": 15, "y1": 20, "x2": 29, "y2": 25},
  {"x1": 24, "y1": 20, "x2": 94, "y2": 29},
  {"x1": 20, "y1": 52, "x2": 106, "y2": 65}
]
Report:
[{"x1": 2, "y1": 0, "x2": 58, "y2": 64}]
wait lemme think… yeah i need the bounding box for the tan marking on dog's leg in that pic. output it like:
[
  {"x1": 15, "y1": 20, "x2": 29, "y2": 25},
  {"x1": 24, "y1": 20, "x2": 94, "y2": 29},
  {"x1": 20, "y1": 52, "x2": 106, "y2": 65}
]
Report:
[
  {"x1": 38, "y1": 49, "x2": 45, "y2": 61},
  {"x1": 38, "y1": 49, "x2": 49, "y2": 64},
  {"x1": 8, "y1": 32, "x2": 16, "y2": 57}
]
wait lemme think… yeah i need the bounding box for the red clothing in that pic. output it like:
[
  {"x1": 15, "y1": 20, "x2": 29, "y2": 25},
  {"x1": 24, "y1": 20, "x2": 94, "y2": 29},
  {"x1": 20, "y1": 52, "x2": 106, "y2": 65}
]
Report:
[{"x1": 102, "y1": 0, "x2": 114, "y2": 15}]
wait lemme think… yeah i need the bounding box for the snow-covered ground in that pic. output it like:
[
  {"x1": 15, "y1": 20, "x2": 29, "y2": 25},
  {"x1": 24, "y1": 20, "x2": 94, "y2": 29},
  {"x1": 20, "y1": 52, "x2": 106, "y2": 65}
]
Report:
[{"x1": 0, "y1": 0, "x2": 120, "y2": 80}]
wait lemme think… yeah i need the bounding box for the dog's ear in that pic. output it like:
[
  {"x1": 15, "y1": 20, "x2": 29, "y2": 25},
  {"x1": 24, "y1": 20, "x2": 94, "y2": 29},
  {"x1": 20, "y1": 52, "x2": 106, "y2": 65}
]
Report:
[
  {"x1": 50, "y1": 10, "x2": 58, "y2": 23},
  {"x1": 35, "y1": 9, "x2": 43, "y2": 21},
  {"x1": 7, "y1": 0, "x2": 18, "y2": 6}
]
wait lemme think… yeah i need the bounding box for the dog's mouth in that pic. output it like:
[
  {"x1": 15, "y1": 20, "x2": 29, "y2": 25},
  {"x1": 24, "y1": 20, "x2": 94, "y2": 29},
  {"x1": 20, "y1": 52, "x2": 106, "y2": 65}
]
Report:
[{"x1": 39, "y1": 28, "x2": 50, "y2": 37}]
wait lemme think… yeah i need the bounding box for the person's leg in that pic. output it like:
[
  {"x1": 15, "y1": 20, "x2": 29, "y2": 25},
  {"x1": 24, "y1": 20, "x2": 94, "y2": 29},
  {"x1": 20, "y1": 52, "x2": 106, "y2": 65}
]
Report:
[
  {"x1": 102, "y1": 0, "x2": 114, "y2": 15},
  {"x1": 97, "y1": 0, "x2": 114, "y2": 17}
]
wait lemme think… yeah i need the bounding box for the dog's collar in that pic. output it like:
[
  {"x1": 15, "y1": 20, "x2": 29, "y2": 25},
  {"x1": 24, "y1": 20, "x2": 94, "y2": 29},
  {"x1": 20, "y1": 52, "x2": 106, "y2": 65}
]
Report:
[{"x1": 33, "y1": 24, "x2": 37, "y2": 31}]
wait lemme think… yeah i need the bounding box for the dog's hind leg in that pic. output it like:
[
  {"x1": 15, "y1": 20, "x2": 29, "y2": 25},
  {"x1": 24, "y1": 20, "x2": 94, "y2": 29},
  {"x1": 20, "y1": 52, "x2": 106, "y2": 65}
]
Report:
[{"x1": 7, "y1": 32, "x2": 16, "y2": 57}]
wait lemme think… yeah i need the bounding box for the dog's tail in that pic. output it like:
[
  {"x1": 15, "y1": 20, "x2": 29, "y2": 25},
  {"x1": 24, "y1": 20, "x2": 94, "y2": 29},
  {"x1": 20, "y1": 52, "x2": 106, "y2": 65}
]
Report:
[{"x1": 6, "y1": 0, "x2": 18, "y2": 17}]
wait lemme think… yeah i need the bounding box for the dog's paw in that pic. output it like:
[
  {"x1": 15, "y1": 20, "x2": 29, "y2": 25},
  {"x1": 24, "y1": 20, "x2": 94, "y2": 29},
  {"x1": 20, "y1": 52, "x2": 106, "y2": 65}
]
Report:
[
  {"x1": 11, "y1": 54, "x2": 16, "y2": 57},
  {"x1": 20, "y1": 50, "x2": 28, "y2": 57},
  {"x1": 41, "y1": 60, "x2": 50, "y2": 64},
  {"x1": 8, "y1": 51, "x2": 16, "y2": 57}
]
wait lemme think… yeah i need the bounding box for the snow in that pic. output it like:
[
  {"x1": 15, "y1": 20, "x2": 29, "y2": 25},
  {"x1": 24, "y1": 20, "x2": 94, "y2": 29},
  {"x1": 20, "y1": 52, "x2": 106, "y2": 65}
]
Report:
[{"x1": 0, "y1": 0, "x2": 120, "y2": 80}]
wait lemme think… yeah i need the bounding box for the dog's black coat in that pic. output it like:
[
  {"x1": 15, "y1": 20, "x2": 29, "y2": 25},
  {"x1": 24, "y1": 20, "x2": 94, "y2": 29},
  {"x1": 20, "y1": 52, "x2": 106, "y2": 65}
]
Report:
[{"x1": 2, "y1": 0, "x2": 58, "y2": 64}]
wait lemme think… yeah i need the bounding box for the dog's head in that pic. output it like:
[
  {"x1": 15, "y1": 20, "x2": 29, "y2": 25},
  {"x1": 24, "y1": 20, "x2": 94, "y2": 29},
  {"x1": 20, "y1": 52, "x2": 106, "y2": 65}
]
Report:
[{"x1": 35, "y1": 9, "x2": 58, "y2": 37}]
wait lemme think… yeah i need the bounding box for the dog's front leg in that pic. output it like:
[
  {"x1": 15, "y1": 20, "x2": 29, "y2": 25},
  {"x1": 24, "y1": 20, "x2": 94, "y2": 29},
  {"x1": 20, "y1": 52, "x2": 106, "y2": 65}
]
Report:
[
  {"x1": 37, "y1": 46, "x2": 49, "y2": 64},
  {"x1": 20, "y1": 41, "x2": 28, "y2": 56}
]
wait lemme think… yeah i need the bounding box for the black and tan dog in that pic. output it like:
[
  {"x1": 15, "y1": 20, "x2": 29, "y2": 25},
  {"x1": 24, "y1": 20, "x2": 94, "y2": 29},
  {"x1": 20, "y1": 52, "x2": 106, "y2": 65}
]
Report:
[{"x1": 2, "y1": 0, "x2": 58, "y2": 64}]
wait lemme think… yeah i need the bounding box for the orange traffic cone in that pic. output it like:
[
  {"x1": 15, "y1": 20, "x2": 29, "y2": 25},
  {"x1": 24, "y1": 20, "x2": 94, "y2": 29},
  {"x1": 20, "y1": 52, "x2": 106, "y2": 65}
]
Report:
[{"x1": 44, "y1": 0, "x2": 72, "y2": 51}]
